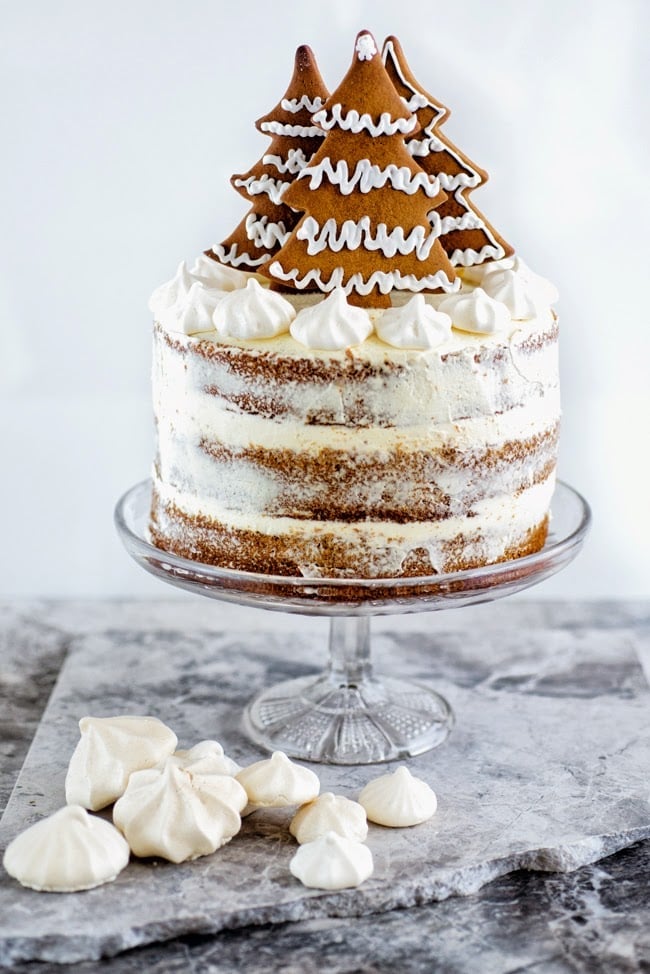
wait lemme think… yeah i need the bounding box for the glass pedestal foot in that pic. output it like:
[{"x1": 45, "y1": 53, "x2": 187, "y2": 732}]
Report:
[{"x1": 243, "y1": 616, "x2": 453, "y2": 764}]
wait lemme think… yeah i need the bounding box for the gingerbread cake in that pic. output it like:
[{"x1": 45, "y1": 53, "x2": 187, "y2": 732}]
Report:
[{"x1": 147, "y1": 32, "x2": 560, "y2": 579}]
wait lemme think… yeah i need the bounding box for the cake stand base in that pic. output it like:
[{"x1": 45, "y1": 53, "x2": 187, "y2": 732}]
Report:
[{"x1": 244, "y1": 617, "x2": 452, "y2": 763}]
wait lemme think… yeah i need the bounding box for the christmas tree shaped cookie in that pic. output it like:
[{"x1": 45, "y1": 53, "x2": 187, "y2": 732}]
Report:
[
  {"x1": 383, "y1": 35, "x2": 513, "y2": 269},
  {"x1": 267, "y1": 30, "x2": 458, "y2": 308},
  {"x1": 209, "y1": 46, "x2": 329, "y2": 273}
]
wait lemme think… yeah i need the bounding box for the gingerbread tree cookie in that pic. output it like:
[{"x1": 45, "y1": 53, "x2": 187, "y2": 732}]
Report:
[
  {"x1": 266, "y1": 31, "x2": 458, "y2": 309},
  {"x1": 383, "y1": 35, "x2": 513, "y2": 269},
  {"x1": 209, "y1": 46, "x2": 329, "y2": 274}
]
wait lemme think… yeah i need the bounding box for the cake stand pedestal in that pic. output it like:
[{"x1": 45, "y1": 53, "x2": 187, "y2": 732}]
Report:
[{"x1": 115, "y1": 481, "x2": 590, "y2": 764}]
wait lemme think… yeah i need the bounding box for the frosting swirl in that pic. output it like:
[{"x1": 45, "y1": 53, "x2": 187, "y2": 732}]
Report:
[
  {"x1": 437, "y1": 287, "x2": 511, "y2": 335},
  {"x1": 213, "y1": 279, "x2": 295, "y2": 339},
  {"x1": 290, "y1": 288, "x2": 373, "y2": 350},
  {"x1": 375, "y1": 295, "x2": 451, "y2": 349}
]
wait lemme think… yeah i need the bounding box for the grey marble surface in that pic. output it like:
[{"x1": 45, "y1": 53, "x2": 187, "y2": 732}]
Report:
[{"x1": 1, "y1": 600, "x2": 649, "y2": 973}]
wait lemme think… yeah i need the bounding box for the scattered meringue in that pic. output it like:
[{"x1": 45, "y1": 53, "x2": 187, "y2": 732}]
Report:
[
  {"x1": 437, "y1": 287, "x2": 511, "y2": 335},
  {"x1": 168, "y1": 740, "x2": 240, "y2": 777},
  {"x1": 158, "y1": 280, "x2": 223, "y2": 335},
  {"x1": 290, "y1": 792, "x2": 368, "y2": 844},
  {"x1": 481, "y1": 267, "x2": 541, "y2": 321},
  {"x1": 290, "y1": 831, "x2": 374, "y2": 890},
  {"x1": 359, "y1": 766, "x2": 437, "y2": 827},
  {"x1": 190, "y1": 255, "x2": 254, "y2": 290},
  {"x1": 2, "y1": 805, "x2": 130, "y2": 892},
  {"x1": 65, "y1": 715, "x2": 178, "y2": 811},
  {"x1": 290, "y1": 288, "x2": 373, "y2": 350},
  {"x1": 235, "y1": 751, "x2": 320, "y2": 808},
  {"x1": 213, "y1": 278, "x2": 295, "y2": 339},
  {"x1": 113, "y1": 761, "x2": 247, "y2": 863},
  {"x1": 375, "y1": 295, "x2": 451, "y2": 349},
  {"x1": 148, "y1": 260, "x2": 194, "y2": 319}
]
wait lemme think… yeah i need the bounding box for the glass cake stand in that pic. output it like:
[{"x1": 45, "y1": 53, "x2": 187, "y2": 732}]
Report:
[{"x1": 115, "y1": 480, "x2": 590, "y2": 765}]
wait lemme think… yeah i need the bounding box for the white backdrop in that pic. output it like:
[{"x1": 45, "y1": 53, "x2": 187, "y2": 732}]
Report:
[{"x1": 1, "y1": 0, "x2": 648, "y2": 598}]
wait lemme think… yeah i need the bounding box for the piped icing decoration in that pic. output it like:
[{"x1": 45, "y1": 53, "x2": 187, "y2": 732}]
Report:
[
  {"x1": 382, "y1": 35, "x2": 513, "y2": 269},
  {"x1": 375, "y1": 294, "x2": 452, "y2": 349},
  {"x1": 113, "y1": 761, "x2": 247, "y2": 863},
  {"x1": 167, "y1": 740, "x2": 240, "y2": 777},
  {"x1": 267, "y1": 30, "x2": 458, "y2": 308},
  {"x1": 437, "y1": 286, "x2": 511, "y2": 335},
  {"x1": 211, "y1": 46, "x2": 329, "y2": 273},
  {"x1": 213, "y1": 278, "x2": 295, "y2": 339},
  {"x1": 290, "y1": 793, "x2": 368, "y2": 845},
  {"x1": 289, "y1": 831, "x2": 374, "y2": 890},
  {"x1": 3, "y1": 806, "x2": 130, "y2": 892},
  {"x1": 235, "y1": 751, "x2": 320, "y2": 808},
  {"x1": 290, "y1": 288, "x2": 373, "y2": 349},
  {"x1": 65, "y1": 715, "x2": 178, "y2": 811},
  {"x1": 358, "y1": 766, "x2": 437, "y2": 827}
]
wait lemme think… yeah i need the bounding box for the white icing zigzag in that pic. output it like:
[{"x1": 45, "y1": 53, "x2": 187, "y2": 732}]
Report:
[
  {"x1": 299, "y1": 157, "x2": 441, "y2": 197},
  {"x1": 280, "y1": 95, "x2": 325, "y2": 113},
  {"x1": 211, "y1": 243, "x2": 271, "y2": 268},
  {"x1": 245, "y1": 214, "x2": 290, "y2": 249},
  {"x1": 297, "y1": 215, "x2": 440, "y2": 260},
  {"x1": 268, "y1": 261, "x2": 459, "y2": 296},
  {"x1": 263, "y1": 148, "x2": 310, "y2": 175},
  {"x1": 312, "y1": 103, "x2": 417, "y2": 137},
  {"x1": 232, "y1": 174, "x2": 290, "y2": 205},
  {"x1": 259, "y1": 121, "x2": 324, "y2": 138}
]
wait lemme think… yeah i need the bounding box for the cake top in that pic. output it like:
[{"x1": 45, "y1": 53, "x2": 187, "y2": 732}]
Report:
[{"x1": 150, "y1": 30, "x2": 556, "y2": 349}]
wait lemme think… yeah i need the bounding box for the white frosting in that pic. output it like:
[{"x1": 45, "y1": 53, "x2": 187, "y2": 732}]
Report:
[
  {"x1": 375, "y1": 295, "x2": 452, "y2": 349},
  {"x1": 211, "y1": 242, "x2": 271, "y2": 269},
  {"x1": 159, "y1": 280, "x2": 222, "y2": 335},
  {"x1": 437, "y1": 287, "x2": 511, "y2": 334},
  {"x1": 168, "y1": 740, "x2": 240, "y2": 777},
  {"x1": 290, "y1": 288, "x2": 373, "y2": 350},
  {"x1": 280, "y1": 95, "x2": 325, "y2": 113},
  {"x1": 269, "y1": 262, "x2": 459, "y2": 297},
  {"x1": 259, "y1": 121, "x2": 324, "y2": 138},
  {"x1": 290, "y1": 793, "x2": 368, "y2": 844},
  {"x1": 358, "y1": 766, "x2": 437, "y2": 827},
  {"x1": 3, "y1": 806, "x2": 130, "y2": 892},
  {"x1": 401, "y1": 92, "x2": 429, "y2": 111},
  {"x1": 298, "y1": 158, "x2": 441, "y2": 197},
  {"x1": 263, "y1": 147, "x2": 309, "y2": 175},
  {"x1": 297, "y1": 216, "x2": 440, "y2": 261},
  {"x1": 190, "y1": 255, "x2": 252, "y2": 291},
  {"x1": 232, "y1": 173, "x2": 289, "y2": 206},
  {"x1": 213, "y1": 279, "x2": 295, "y2": 340},
  {"x1": 355, "y1": 32, "x2": 377, "y2": 61},
  {"x1": 113, "y1": 761, "x2": 247, "y2": 863},
  {"x1": 148, "y1": 261, "x2": 193, "y2": 319},
  {"x1": 463, "y1": 256, "x2": 558, "y2": 306},
  {"x1": 460, "y1": 254, "x2": 516, "y2": 284},
  {"x1": 245, "y1": 213, "x2": 290, "y2": 250},
  {"x1": 65, "y1": 715, "x2": 178, "y2": 811},
  {"x1": 235, "y1": 751, "x2": 320, "y2": 808},
  {"x1": 312, "y1": 103, "x2": 417, "y2": 138},
  {"x1": 290, "y1": 831, "x2": 374, "y2": 890}
]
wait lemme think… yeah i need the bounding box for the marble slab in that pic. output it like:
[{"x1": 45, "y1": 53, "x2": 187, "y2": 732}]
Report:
[{"x1": 1, "y1": 620, "x2": 650, "y2": 966}]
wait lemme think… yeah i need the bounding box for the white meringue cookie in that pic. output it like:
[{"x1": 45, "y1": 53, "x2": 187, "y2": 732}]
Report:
[
  {"x1": 235, "y1": 751, "x2": 320, "y2": 808},
  {"x1": 157, "y1": 280, "x2": 222, "y2": 335},
  {"x1": 168, "y1": 740, "x2": 240, "y2": 777},
  {"x1": 148, "y1": 260, "x2": 194, "y2": 318},
  {"x1": 290, "y1": 831, "x2": 373, "y2": 890},
  {"x1": 113, "y1": 761, "x2": 247, "y2": 863},
  {"x1": 375, "y1": 295, "x2": 451, "y2": 350},
  {"x1": 290, "y1": 288, "x2": 373, "y2": 350},
  {"x1": 290, "y1": 792, "x2": 368, "y2": 844},
  {"x1": 65, "y1": 715, "x2": 178, "y2": 811},
  {"x1": 481, "y1": 268, "x2": 540, "y2": 321},
  {"x1": 2, "y1": 805, "x2": 129, "y2": 892},
  {"x1": 190, "y1": 255, "x2": 254, "y2": 290},
  {"x1": 213, "y1": 278, "x2": 295, "y2": 339},
  {"x1": 437, "y1": 287, "x2": 511, "y2": 335},
  {"x1": 358, "y1": 766, "x2": 437, "y2": 827}
]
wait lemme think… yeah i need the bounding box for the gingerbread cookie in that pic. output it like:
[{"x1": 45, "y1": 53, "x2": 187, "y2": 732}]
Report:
[
  {"x1": 210, "y1": 45, "x2": 329, "y2": 274},
  {"x1": 266, "y1": 30, "x2": 458, "y2": 308},
  {"x1": 383, "y1": 35, "x2": 513, "y2": 269}
]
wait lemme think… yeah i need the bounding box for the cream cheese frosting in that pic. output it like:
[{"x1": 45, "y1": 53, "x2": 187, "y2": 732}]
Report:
[
  {"x1": 3, "y1": 805, "x2": 130, "y2": 893},
  {"x1": 289, "y1": 792, "x2": 368, "y2": 844},
  {"x1": 358, "y1": 766, "x2": 437, "y2": 827},
  {"x1": 290, "y1": 287, "x2": 373, "y2": 349},
  {"x1": 289, "y1": 831, "x2": 374, "y2": 890},
  {"x1": 65, "y1": 715, "x2": 178, "y2": 811},
  {"x1": 213, "y1": 279, "x2": 296, "y2": 339},
  {"x1": 235, "y1": 751, "x2": 320, "y2": 808},
  {"x1": 113, "y1": 761, "x2": 247, "y2": 863}
]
